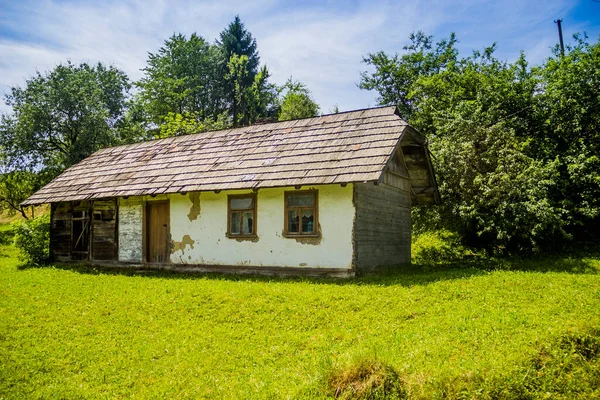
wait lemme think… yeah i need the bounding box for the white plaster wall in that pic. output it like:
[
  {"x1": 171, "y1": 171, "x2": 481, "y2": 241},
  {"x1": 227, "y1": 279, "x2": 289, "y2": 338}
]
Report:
[
  {"x1": 118, "y1": 198, "x2": 143, "y2": 262},
  {"x1": 169, "y1": 185, "x2": 355, "y2": 269}
]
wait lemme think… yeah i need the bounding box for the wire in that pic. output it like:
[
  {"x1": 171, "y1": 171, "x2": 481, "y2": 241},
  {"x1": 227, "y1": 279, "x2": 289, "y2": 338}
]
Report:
[{"x1": 486, "y1": 104, "x2": 535, "y2": 128}]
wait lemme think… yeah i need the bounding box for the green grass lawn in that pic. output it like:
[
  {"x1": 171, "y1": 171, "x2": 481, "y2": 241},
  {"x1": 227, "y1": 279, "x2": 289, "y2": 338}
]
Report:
[{"x1": 1, "y1": 222, "x2": 600, "y2": 399}]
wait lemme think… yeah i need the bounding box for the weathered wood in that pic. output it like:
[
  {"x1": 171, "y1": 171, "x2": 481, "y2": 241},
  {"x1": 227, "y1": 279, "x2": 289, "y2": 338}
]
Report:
[
  {"x1": 86, "y1": 262, "x2": 355, "y2": 278},
  {"x1": 381, "y1": 171, "x2": 412, "y2": 192},
  {"x1": 50, "y1": 202, "x2": 72, "y2": 261},
  {"x1": 386, "y1": 146, "x2": 410, "y2": 177},
  {"x1": 91, "y1": 199, "x2": 117, "y2": 261},
  {"x1": 353, "y1": 183, "x2": 412, "y2": 270},
  {"x1": 351, "y1": 215, "x2": 411, "y2": 228},
  {"x1": 400, "y1": 128, "x2": 441, "y2": 205},
  {"x1": 353, "y1": 197, "x2": 411, "y2": 211},
  {"x1": 353, "y1": 226, "x2": 411, "y2": 236},
  {"x1": 70, "y1": 203, "x2": 91, "y2": 261}
]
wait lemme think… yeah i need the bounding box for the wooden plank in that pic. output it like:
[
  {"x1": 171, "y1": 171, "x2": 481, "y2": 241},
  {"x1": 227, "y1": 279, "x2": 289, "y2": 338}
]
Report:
[
  {"x1": 91, "y1": 198, "x2": 117, "y2": 261},
  {"x1": 50, "y1": 202, "x2": 72, "y2": 261}
]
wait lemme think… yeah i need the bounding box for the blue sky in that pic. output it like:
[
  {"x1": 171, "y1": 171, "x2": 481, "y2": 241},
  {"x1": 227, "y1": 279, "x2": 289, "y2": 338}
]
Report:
[{"x1": 1, "y1": 0, "x2": 599, "y2": 115}]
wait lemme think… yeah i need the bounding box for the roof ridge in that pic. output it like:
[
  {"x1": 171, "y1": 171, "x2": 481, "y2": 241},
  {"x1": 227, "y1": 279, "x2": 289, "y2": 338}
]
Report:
[{"x1": 308, "y1": 104, "x2": 396, "y2": 119}]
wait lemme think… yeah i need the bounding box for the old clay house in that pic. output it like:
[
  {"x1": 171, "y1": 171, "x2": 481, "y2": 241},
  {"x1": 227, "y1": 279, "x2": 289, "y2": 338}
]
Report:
[{"x1": 23, "y1": 106, "x2": 439, "y2": 277}]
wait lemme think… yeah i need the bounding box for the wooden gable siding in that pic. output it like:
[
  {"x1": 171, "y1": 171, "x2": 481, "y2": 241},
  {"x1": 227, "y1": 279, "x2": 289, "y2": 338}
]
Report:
[{"x1": 353, "y1": 142, "x2": 413, "y2": 270}]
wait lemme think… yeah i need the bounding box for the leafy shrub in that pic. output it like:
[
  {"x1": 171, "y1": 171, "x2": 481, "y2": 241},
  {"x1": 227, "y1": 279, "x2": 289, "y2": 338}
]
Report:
[
  {"x1": 13, "y1": 214, "x2": 50, "y2": 265},
  {"x1": 327, "y1": 359, "x2": 407, "y2": 399},
  {"x1": 412, "y1": 229, "x2": 478, "y2": 267}
]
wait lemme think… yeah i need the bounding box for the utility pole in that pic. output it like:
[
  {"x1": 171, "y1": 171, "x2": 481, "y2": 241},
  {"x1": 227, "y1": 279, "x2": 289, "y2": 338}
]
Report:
[{"x1": 554, "y1": 19, "x2": 565, "y2": 56}]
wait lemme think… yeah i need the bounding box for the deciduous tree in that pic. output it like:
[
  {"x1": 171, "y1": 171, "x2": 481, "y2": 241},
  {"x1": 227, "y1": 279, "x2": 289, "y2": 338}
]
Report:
[
  {"x1": 360, "y1": 32, "x2": 577, "y2": 253},
  {"x1": 1, "y1": 62, "x2": 130, "y2": 175},
  {"x1": 529, "y1": 35, "x2": 600, "y2": 241}
]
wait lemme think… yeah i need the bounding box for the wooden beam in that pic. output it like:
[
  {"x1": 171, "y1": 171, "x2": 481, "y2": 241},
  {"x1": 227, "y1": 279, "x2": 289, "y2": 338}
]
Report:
[{"x1": 412, "y1": 186, "x2": 436, "y2": 194}]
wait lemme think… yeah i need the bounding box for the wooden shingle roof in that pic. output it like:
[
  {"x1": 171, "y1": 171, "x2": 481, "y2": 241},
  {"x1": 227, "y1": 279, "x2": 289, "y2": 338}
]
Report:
[{"x1": 23, "y1": 106, "x2": 433, "y2": 205}]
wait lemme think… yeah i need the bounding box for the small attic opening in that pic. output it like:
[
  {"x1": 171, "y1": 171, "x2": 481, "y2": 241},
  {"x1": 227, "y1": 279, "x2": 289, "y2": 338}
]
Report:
[{"x1": 399, "y1": 128, "x2": 440, "y2": 205}]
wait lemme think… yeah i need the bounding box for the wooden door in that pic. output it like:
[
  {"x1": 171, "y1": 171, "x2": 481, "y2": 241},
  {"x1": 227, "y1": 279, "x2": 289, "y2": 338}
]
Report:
[{"x1": 147, "y1": 201, "x2": 170, "y2": 263}]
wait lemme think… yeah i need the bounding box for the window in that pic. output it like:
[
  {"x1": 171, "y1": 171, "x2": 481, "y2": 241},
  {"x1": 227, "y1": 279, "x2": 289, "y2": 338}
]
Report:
[
  {"x1": 227, "y1": 194, "x2": 256, "y2": 237},
  {"x1": 284, "y1": 190, "x2": 318, "y2": 236}
]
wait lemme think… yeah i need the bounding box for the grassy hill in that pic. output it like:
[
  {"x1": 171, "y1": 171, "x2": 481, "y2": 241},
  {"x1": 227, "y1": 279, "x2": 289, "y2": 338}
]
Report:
[{"x1": 1, "y1": 222, "x2": 599, "y2": 399}]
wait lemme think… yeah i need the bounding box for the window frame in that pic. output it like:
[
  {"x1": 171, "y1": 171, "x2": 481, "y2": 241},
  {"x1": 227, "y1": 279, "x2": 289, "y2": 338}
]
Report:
[
  {"x1": 283, "y1": 189, "x2": 319, "y2": 237},
  {"x1": 226, "y1": 193, "x2": 257, "y2": 239}
]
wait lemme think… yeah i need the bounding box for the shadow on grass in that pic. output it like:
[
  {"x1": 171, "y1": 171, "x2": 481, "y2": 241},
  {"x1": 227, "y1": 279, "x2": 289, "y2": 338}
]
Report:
[
  {"x1": 17, "y1": 261, "x2": 490, "y2": 287},
  {"x1": 433, "y1": 326, "x2": 600, "y2": 398},
  {"x1": 489, "y1": 253, "x2": 600, "y2": 274},
  {"x1": 17, "y1": 250, "x2": 600, "y2": 288}
]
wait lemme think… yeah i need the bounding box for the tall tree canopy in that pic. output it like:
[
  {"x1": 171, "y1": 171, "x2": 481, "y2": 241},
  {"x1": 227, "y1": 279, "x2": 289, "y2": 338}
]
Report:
[
  {"x1": 135, "y1": 33, "x2": 226, "y2": 132},
  {"x1": 360, "y1": 31, "x2": 458, "y2": 120},
  {"x1": 0, "y1": 61, "x2": 131, "y2": 213},
  {"x1": 360, "y1": 32, "x2": 600, "y2": 253},
  {"x1": 218, "y1": 15, "x2": 260, "y2": 83},
  {"x1": 531, "y1": 35, "x2": 600, "y2": 241},
  {"x1": 218, "y1": 16, "x2": 266, "y2": 126},
  {"x1": 135, "y1": 16, "x2": 283, "y2": 134},
  {"x1": 0, "y1": 170, "x2": 40, "y2": 218},
  {"x1": 1, "y1": 61, "x2": 130, "y2": 174}
]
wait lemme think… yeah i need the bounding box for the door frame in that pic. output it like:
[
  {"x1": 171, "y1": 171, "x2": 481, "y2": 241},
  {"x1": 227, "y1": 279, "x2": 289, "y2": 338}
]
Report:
[{"x1": 144, "y1": 199, "x2": 171, "y2": 263}]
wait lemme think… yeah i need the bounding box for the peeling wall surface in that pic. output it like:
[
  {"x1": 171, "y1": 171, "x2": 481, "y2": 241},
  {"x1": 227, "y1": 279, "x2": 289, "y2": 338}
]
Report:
[
  {"x1": 186, "y1": 192, "x2": 200, "y2": 221},
  {"x1": 118, "y1": 198, "x2": 144, "y2": 262},
  {"x1": 169, "y1": 185, "x2": 354, "y2": 269}
]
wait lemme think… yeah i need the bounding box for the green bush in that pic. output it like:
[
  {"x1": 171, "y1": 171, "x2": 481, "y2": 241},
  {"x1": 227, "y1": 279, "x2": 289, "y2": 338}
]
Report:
[
  {"x1": 412, "y1": 229, "x2": 479, "y2": 267},
  {"x1": 13, "y1": 214, "x2": 50, "y2": 265}
]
